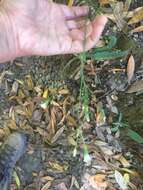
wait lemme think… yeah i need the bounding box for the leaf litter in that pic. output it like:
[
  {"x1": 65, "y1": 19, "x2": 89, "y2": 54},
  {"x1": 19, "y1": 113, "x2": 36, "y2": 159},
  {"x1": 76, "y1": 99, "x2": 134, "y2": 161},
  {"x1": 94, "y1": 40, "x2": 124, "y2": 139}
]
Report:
[{"x1": 0, "y1": 0, "x2": 143, "y2": 189}]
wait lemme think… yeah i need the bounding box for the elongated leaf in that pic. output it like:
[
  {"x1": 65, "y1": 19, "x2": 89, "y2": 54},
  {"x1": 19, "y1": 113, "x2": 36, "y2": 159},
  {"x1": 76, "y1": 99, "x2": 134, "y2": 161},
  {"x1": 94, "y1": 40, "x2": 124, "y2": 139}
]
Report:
[
  {"x1": 124, "y1": 0, "x2": 132, "y2": 12},
  {"x1": 13, "y1": 171, "x2": 20, "y2": 188},
  {"x1": 68, "y1": 0, "x2": 74, "y2": 6},
  {"x1": 128, "y1": 129, "x2": 143, "y2": 144},
  {"x1": 126, "y1": 79, "x2": 143, "y2": 93},
  {"x1": 115, "y1": 170, "x2": 128, "y2": 190},
  {"x1": 128, "y1": 7, "x2": 143, "y2": 24},
  {"x1": 131, "y1": 25, "x2": 143, "y2": 33},
  {"x1": 127, "y1": 55, "x2": 135, "y2": 83}
]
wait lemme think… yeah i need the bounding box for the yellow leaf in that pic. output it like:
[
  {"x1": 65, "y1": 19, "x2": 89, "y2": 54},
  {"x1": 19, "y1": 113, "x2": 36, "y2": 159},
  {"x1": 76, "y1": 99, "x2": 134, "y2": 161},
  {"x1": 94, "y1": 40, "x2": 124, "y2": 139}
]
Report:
[
  {"x1": 8, "y1": 119, "x2": 18, "y2": 130},
  {"x1": 13, "y1": 171, "x2": 21, "y2": 188},
  {"x1": 121, "y1": 168, "x2": 139, "y2": 176},
  {"x1": 48, "y1": 161, "x2": 65, "y2": 172},
  {"x1": 131, "y1": 25, "x2": 143, "y2": 33},
  {"x1": 127, "y1": 55, "x2": 135, "y2": 84},
  {"x1": 58, "y1": 89, "x2": 69, "y2": 95},
  {"x1": 128, "y1": 7, "x2": 143, "y2": 24},
  {"x1": 18, "y1": 89, "x2": 25, "y2": 99},
  {"x1": 66, "y1": 115, "x2": 77, "y2": 126},
  {"x1": 67, "y1": 136, "x2": 77, "y2": 146},
  {"x1": 124, "y1": 173, "x2": 130, "y2": 184},
  {"x1": 118, "y1": 155, "x2": 130, "y2": 168},
  {"x1": 43, "y1": 89, "x2": 49, "y2": 99},
  {"x1": 25, "y1": 75, "x2": 34, "y2": 90},
  {"x1": 68, "y1": 0, "x2": 74, "y2": 7}
]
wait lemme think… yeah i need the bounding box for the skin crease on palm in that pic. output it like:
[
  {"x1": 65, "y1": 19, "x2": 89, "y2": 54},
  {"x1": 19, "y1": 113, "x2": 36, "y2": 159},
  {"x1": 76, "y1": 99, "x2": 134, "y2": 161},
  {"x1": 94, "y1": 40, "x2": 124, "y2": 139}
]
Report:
[{"x1": 0, "y1": 0, "x2": 107, "y2": 63}]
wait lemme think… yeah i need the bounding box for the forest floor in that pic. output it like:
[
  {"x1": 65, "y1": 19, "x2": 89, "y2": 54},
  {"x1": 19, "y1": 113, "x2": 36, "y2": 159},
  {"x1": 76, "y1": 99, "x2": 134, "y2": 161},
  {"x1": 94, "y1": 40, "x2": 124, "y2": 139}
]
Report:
[{"x1": 0, "y1": 0, "x2": 143, "y2": 189}]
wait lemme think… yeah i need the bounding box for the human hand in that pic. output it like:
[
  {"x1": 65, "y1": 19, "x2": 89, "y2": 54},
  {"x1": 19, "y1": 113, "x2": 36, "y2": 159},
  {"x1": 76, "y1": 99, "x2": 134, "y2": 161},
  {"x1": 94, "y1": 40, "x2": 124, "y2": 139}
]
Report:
[{"x1": 0, "y1": 0, "x2": 107, "y2": 62}]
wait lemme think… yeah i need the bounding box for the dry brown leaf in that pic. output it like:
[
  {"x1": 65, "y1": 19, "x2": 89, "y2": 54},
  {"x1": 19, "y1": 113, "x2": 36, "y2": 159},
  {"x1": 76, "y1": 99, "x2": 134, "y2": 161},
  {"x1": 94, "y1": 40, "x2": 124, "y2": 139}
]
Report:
[
  {"x1": 126, "y1": 79, "x2": 143, "y2": 93},
  {"x1": 36, "y1": 127, "x2": 49, "y2": 138},
  {"x1": 98, "y1": 0, "x2": 115, "y2": 5},
  {"x1": 96, "y1": 102, "x2": 106, "y2": 127},
  {"x1": 124, "y1": 0, "x2": 132, "y2": 12},
  {"x1": 66, "y1": 115, "x2": 77, "y2": 126},
  {"x1": 41, "y1": 181, "x2": 52, "y2": 190},
  {"x1": 11, "y1": 81, "x2": 19, "y2": 95},
  {"x1": 128, "y1": 7, "x2": 143, "y2": 24},
  {"x1": 41, "y1": 176, "x2": 54, "y2": 183},
  {"x1": 49, "y1": 107, "x2": 57, "y2": 134},
  {"x1": 131, "y1": 25, "x2": 143, "y2": 33},
  {"x1": 3, "y1": 127, "x2": 11, "y2": 137},
  {"x1": 48, "y1": 161, "x2": 66, "y2": 172},
  {"x1": 105, "y1": 7, "x2": 143, "y2": 22},
  {"x1": 0, "y1": 70, "x2": 13, "y2": 85},
  {"x1": 18, "y1": 89, "x2": 25, "y2": 99},
  {"x1": 51, "y1": 126, "x2": 65, "y2": 144},
  {"x1": 25, "y1": 75, "x2": 34, "y2": 90},
  {"x1": 58, "y1": 89, "x2": 69, "y2": 95},
  {"x1": 83, "y1": 173, "x2": 108, "y2": 190},
  {"x1": 8, "y1": 119, "x2": 18, "y2": 130},
  {"x1": 113, "y1": 2, "x2": 126, "y2": 29},
  {"x1": 70, "y1": 176, "x2": 80, "y2": 189},
  {"x1": 127, "y1": 55, "x2": 135, "y2": 84},
  {"x1": 95, "y1": 140, "x2": 114, "y2": 156},
  {"x1": 0, "y1": 129, "x2": 6, "y2": 139},
  {"x1": 119, "y1": 156, "x2": 130, "y2": 168},
  {"x1": 67, "y1": 136, "x2": 77, "y2": 146}
]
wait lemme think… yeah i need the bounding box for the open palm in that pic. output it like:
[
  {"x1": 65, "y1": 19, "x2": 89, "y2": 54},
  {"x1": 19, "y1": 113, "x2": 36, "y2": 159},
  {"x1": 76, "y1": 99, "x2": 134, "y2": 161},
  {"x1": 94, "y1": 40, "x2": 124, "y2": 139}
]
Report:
[{"x1": 2, "y1": 0, "x2": 107, "y2": 58}]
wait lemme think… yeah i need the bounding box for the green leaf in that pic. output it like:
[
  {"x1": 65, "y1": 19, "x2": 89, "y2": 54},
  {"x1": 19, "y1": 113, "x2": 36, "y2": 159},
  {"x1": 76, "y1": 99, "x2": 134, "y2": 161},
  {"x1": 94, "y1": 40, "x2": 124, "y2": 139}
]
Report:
[{"x1": 127, "y1": 129, "x2": 143, "y2": 144}]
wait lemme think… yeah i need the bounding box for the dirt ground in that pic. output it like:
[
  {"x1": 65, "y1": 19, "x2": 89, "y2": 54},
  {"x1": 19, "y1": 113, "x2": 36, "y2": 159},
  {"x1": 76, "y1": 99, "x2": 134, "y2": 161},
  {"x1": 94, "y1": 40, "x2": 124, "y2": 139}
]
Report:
[{"x1": 0, "y1": 0, "x2": 143, "y2": 190}]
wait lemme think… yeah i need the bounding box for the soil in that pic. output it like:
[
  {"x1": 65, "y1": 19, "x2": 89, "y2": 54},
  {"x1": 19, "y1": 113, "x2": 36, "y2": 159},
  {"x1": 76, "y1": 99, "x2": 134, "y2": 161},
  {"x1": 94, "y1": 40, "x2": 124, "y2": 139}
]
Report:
[{"x1": 0, "y1": 0, "x2": 143, "y2": 189}]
